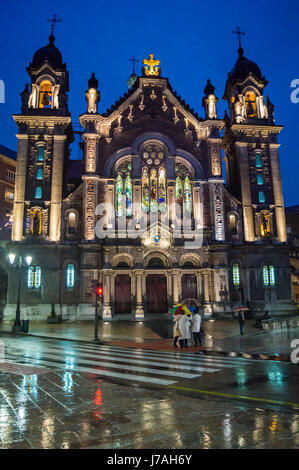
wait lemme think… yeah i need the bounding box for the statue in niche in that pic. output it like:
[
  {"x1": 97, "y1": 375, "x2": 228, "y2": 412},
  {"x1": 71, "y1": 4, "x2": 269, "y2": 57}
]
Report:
[
  {"x1": 28, "y1": 85, "x2": 37, "y2": 108},
  {"x1": 261, "y1": 214, "x2": 270, "y2": 237},
  {"x1": 31, "y1": 210, "x2": 41, "y2": 236}
]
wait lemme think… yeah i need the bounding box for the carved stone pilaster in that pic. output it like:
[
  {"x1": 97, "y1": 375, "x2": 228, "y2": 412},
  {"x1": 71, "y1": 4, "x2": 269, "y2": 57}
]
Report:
[
  {"x1": 83, "y1": 178, "x2": 98, "y2": 240},
  {"x1": 211, "y1": 141, "x2": 221, "y2": 176},
  {"x1": 85, "y1": 136, "x2": 98, "y2": 173},
  {"x1": 213, "y1": 183, "x2": 225, "y2": 241}
]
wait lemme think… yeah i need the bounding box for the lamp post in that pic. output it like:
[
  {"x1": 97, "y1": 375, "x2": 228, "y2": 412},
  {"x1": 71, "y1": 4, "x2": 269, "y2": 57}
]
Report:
[{"x1": 8, "y1": 253, "x2": 32, "y2": 333}]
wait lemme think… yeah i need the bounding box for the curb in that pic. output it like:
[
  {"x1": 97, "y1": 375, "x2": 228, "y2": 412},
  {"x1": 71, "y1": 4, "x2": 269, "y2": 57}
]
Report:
[{"x1": 0, "y1": 329, "x2": 292, "y2": 362}]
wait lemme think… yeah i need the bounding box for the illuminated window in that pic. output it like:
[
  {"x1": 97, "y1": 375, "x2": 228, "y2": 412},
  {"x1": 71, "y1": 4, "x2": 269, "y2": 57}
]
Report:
[
  {"x1": 257, "y1": 174, "x2": 263, "y2": 185},
  {"x1": 27, "y1": 266, "x2": 41, "y2": 289},
  {"x1": 35, "y1": 186, "x2": 42, "y2": 199},
  {"x1": 39, "y1": 80, "x2": 52, "y2": 108},
  {"x1": 5, "y1": 190, "x2": 14, "y2": 200},
  {"x1": 255, "y1": 153, "x2": 262, "y2": 168},
  {"x1": 66, "y1": 264, "x2": 75, "y2": 288},
  {"x1": 259, "y1": 191, "x2": 265, "y2": 203},
  {"x1": 175, "y1": 164, "x2": 192, "y2": 213},
  {"x1": 141, "y1": 145, "x2": 166, "y2": 214},
  {"x1": 115, "y1": 162, "x2": 132, "y2": 217},
  {"x1": 67, "y1": 211, "x2": 76, "y2": 236},
  {"x1": 233, "y1": 263, "x2": 240, "y2": 286},
  {"x1": 6, "y1": 170, "x2": 15, "y2": 182},
  {"x1": 37, "y1": 147, "x2": 44, "y2": 162},
  {"x1": 229, "y1": 214, "x2": 237, "y2": 235},
  {"x1": 245, "y1": 91, "x2": 257, "y2": 117},
  {"x1": 36, "y1": 168, "x2": 43, "y2": 180},
  {"x1": 263, "y1": 265, "x2": 275, "y2": 286}
]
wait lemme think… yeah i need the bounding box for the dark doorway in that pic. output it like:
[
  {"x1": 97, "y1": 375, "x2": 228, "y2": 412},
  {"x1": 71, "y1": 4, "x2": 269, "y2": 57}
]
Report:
[
  {"x1": 182, "y1": 274, "x2": 197, "y2": 300},
  {"x1": 146, "y1": 275, "x2": 168, "y2": 313},
  {"x1": 115, "y1": 274, "x2": 131, "y2": 314}
]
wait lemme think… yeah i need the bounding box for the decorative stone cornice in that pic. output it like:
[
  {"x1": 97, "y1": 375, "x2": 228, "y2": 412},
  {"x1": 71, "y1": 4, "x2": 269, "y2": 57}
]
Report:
[
  {"x1": 231, "y1": 124, "x2": 283, "y2": 135},
  {"x1": 13, "y1": 115, "x2": 71, "y2": 127}
]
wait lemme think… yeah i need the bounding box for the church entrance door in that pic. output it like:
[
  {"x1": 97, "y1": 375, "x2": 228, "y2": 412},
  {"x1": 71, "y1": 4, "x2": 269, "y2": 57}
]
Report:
[
  {"x1": 115, "y1": 274, "x2": 131, "y2": 314},
  {"x1": 182, "y1": 274, "x2": 197, "y2": 300},
  {"x1": 146, "y1": 275, "x2": 168, "y2": 313}
]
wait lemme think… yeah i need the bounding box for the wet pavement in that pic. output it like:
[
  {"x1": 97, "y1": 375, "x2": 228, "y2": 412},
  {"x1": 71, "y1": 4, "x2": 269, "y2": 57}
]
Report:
[{"x1": 0, "y1": 335, "x2": 298, "y2": 449}]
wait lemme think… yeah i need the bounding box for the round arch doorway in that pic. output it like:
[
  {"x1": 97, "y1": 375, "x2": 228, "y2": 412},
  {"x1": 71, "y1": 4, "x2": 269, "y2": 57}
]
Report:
[{"x1": 146, "y1": 258, "x2": 168, "y2": 314}]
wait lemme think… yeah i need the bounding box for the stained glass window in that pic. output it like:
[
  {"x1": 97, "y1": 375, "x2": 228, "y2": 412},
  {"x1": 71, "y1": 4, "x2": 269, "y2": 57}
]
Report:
[
  {"x1": 263, "y1": 265, "x2": 269, "y2": 286},
  {"x1": 175, "y1": 175, "x2": 183, "y2": 204},
  {"x1": 150, "y1": 169, "x2": 158, "y2": 212},
  {"x1": 35, "y1": 186, "x2": 42, "y2": 199},
  {"x1": 259, "y1": 191, "x2": 265, "y2": 203},
  {"x1": 36, "y1": 168, "x2": 43, "y2": 180},
  {"x1": 233, "y1": 263, "x2": 240, "y2": 286},
  {"x1": 125, "y1": 174, "x2": 133, "y2": 217},
  {"x1": 158, "y1": 167, "x2": 167, "y2": 213},
  {"x1": 66, "y1": 264, "x2": 75, "y2": 288},
  {"x1": 255, "y1": 153, "x2": 262, "y2": 168},
  {"x1": 184, "y1": 175, "x2": 192, "y2": 212},
  {"x1": 257, "y1": 173, "x2": 263, "y2": 185},
  {"x1": 37, "y1": 147, "x2": 44, "y2": 162},
  {"x1": 115, "y1": 174, "x2": 124, "y2": 216},
  {"x1": 142, "y1": 167, "x2": 150, "y2": 213}
]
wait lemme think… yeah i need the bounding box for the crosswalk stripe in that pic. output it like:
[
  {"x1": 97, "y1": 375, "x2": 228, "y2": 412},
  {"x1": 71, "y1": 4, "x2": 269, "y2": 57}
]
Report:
[
  {"x1": 2, "y1": 354, "x2": 176, "y2": 386},
  {"x1": 33, "y1": 343, "x2": 237, "y2": 369}
]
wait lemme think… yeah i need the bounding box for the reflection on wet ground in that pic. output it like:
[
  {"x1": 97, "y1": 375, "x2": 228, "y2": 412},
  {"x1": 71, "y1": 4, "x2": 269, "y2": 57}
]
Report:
[{"x1": 0, "y1": 369, "x2": 299, "y2": 449}]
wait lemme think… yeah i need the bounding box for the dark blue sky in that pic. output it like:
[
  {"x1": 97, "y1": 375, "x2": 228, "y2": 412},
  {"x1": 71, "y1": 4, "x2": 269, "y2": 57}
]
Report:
[{"x1": 0, "y1": 0, "x2": 298, "y2": 205}]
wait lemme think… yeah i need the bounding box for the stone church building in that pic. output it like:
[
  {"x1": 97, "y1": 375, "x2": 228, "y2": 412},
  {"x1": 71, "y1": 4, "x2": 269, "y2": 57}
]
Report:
[{"x1": 3, "y1": 32, "x2": 296, "y2": 321}]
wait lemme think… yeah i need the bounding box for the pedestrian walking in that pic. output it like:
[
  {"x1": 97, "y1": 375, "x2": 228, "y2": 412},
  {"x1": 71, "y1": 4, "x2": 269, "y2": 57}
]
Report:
[
  {"x1": 238, "y1": 310, "x2": 245, "y2": 335},
  {"x1": 191, "y1": 307, "x2": 202, "y2": 346}
]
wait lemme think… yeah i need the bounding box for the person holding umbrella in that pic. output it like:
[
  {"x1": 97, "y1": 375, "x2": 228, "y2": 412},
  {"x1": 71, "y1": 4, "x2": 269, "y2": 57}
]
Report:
[
  {"x1": 172, "y1": 305, "x2": 183, "y2": 348},
  {"x1": 234, "y1": 306, "x2": 249, "y2": 335}
]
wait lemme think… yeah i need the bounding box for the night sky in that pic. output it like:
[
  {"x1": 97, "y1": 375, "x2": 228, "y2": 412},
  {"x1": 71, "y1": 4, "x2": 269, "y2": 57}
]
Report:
[{"x1": 0, "y1": 0, "x2": 298, "y2": 205}]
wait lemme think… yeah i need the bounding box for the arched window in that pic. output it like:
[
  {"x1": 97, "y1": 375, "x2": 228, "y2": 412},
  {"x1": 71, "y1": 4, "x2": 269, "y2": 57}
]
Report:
[
  {"x1": 39, "y1": 80, "x2": 52, "y2": 108},
  {"x1": 141, "y1": 144, "x2": 166, "y2": 214},
  {"x1": 36, "y1": 168, "x2": 43, "y2": 180},
  {"x1": 35, "y1": 186, "x2": 42, "y2": 199},
  {"x1": 263, "y1": 264, "x2": 275, "y2": 286},
  {"x1": 66, "y1": 264, "x2": 75, "y2": 288},
  {"x1": 233, "y1": 263, "x2": 240, "y2": 286},
  {"x1": 245, "y1": 91, "x2": 257, "y2": 117},
  {"x1": 158, "y1": 167, "x2": 167, "y2": 213},
  {"x1": 259, "y1": 191, "x2": 265, "y2": 203},
  {"x1": 148, "y1": 257, "x2": 165, "y2": 268},
  {"x1": 255, "y1": 153, "x2": 262, "y2": 168},
  {"x1": 229, "y1": 214, "x2": 238, "y2": 235},
  {"x1": 66, "y1": 210, "x2": 77, "y2": 236},
  {"x1": 175, "y1": 163, "x2": 192, "y2": 213},
  {"x1": 37, "y1": 146, "x2": 44, "y2": 162},
  {"x1": 257, "y1": 174, "x2": 264, "y2": 185},
  {"x1": 142, "y1": 167, "x2": 150, "y2": 213},
  {"x1": 27, "y1": 266, "x2": 41, "y2": 289},
  {"x1": 115, "y1": 161, "x2": 132, "y2": 217}
]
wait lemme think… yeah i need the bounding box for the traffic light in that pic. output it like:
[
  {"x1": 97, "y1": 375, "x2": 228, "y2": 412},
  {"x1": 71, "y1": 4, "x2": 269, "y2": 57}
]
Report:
[{"x1": 96, "y1": 283, "x2": 103, "y2": 302}]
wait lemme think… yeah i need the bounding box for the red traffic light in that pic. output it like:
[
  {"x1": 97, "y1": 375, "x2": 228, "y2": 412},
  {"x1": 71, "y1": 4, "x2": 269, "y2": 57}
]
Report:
[{"x1": 96, "y1": 285, "x2": 103, "y2": 296}]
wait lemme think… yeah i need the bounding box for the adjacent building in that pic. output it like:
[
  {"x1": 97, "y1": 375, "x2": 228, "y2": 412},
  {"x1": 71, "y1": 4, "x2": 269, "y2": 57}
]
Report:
[{"x1": 0, "y1": 144, "x2": 16, "y2": 230}]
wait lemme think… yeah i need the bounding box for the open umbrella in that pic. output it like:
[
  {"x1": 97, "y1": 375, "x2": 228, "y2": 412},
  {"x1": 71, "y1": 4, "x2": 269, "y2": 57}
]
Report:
[
  {"x1": 234, "y1": 306, "x2": 250, "y2": 311},
  {"x1": 171, "y1": 304, "x2": 183, "y2": 316}
]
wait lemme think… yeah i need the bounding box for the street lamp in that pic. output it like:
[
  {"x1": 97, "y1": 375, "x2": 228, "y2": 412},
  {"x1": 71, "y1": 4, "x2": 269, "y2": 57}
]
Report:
[{"x1": 8, "y1": 253, "x2": 32, "y2": 333}]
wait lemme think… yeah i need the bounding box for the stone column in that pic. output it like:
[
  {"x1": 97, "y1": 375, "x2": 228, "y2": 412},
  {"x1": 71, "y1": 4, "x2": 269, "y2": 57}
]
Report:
[
  {"x1": 196, "y1": 271, "x2": 203, "y2": 302},
  {"x1": 49, "y1": 135, "x2": 66, "y2": 242},
  {"x1": 167, "y1": 181, "x2": 175, "y2": 224},
  {"x1": 107, "y1": 180, "x2": 115, "y2": 228},
  {"x1": 103, "y1": 269, "x2": 112, "y2": 319},
  {"x1": 193, "y1": 182, "x2": 201, "y2": 229},
  {"x1": 133, "y1": 180, "x2": 141, "y2": 222},
  {"x1": 172, "y1": 270, "x2": 180, "y2": 305},
  {"x1": 203, "y1": 272, "x2": 210, "y2": 303},
  {"x1": 235, "y1": 141, "x2": 255, "y2": 241},
  {"x1": 12, "y1": 135, "x2": 29, "y2": 241},
  {"x1": 212, "y1": 182, "x2": 225, "y2": 241},
  {"x1": 135, "y1": 270, "x2": 144, "y2": 318},
  {"x1": 269, "y1": 143, "x2": 287, "y2": 242}
]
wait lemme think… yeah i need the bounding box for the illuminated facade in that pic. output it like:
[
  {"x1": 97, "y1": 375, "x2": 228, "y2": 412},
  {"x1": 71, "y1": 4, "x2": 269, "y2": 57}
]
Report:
[{"x1": 3, "y1": 38, "x2": 296, "y2": 321}]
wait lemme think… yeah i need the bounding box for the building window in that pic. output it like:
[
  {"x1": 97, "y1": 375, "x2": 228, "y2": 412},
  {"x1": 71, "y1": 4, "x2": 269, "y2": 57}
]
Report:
[
  {"x1": 115, "y1": 161, "x2": 132, "y2": 217},
  {"x1": 67, "y1": 210, "x2": 77, "y2": 236},
  {"x1": 35, "y1": 186, "x2": 42, "y2": 199},
  {"x1": 39, "y1": 80, "x2": 52, "y2": 108},
  {"x1": 233, "y1": 263, "x2": 240, "y2": 286},
  {"x1": 257, "y1": 174, "x2": 264, "y2": 185},
  {"x1": 255, "y1": 153, "x2": 262, "y2": 168},
  {"x1": 36, "y1": 168, "x2": 43, "y2": 180},
  {"x1": 6, "y1": 170, "x2": 15, "y2": 182},
  {"x1": 5, "y1": 190, "x2": 14, "y2": 200},
  {"x1": 259, "y1": 191, "x2": 265, "y2": 203},
  {"x1": 263, "y1": 265, "x2": 275, "y2": 286},
  {"x1": 66, "y1": 264, "x2": 75, "y2": 288},
  {"x1": 141, "y1": 144, "x2": 167, "y2": 214},
  {"x1": 175, "y1": 163, "x2": 192, "y2": 213},
  {"x1": 229, "y1": 214, "x2": 238, "y2": 235},
  {"x1": 245, "y1": 91, "x2": 257, "y2": 117},
  {"x1": 27, "y1": 266, "x2": 41, "y2": 289},
  {"x1": 37, "y1": 147, "x2": 44, "y2": 162}
]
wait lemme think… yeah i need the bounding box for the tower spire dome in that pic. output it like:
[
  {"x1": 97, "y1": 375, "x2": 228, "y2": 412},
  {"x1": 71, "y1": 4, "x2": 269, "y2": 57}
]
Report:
[{"x1": 47, "y1": 14, "x2": 62, "y2": 43}]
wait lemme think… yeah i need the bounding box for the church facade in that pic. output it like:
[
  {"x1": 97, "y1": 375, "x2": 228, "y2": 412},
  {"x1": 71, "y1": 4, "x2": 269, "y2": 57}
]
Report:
[{"x1": 4, "y1": 33, "x2": 296, "y2": 322}]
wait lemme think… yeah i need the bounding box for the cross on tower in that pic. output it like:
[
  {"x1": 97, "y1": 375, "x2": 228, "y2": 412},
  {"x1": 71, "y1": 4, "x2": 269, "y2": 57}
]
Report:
[
  {"x1": 47, "y1": 14, "x2": 62, "y2": 36},
  {"x1": 232, "y1": 26, "x2": 245, "y2": 49},
  {"x1": 129, "y1": 56, "x2": 138, "y2": 74}
]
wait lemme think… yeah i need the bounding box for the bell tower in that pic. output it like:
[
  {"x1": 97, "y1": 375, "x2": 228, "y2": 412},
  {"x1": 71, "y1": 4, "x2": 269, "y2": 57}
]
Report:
[
  {"x1": 223, "y1": 29, "x2": 286, "y2": 243},
  {"x1": 12, "y1": 20, "x2": 73, "y2": 242}
]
